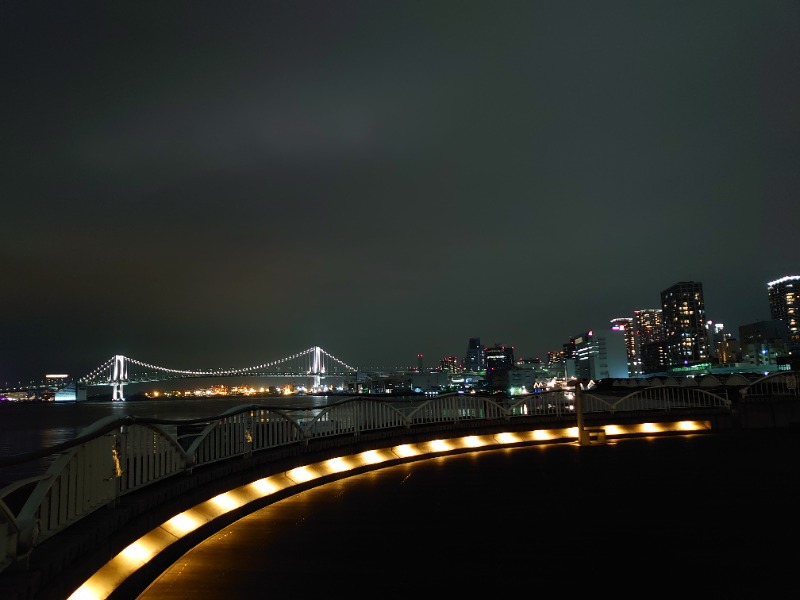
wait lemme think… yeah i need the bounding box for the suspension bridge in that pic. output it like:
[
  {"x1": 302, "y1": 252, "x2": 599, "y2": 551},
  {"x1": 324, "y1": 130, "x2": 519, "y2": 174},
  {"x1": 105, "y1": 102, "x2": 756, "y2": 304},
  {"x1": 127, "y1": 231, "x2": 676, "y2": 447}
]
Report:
[{"x1": 77, "y1": 346, "x2": 358, "y2": 401}]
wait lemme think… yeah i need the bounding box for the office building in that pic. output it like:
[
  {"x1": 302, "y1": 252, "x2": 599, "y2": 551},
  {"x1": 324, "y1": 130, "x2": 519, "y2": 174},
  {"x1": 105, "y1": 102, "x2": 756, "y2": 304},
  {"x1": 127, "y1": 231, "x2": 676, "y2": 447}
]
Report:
[
  {"x1": 660, "y1": 281, "x2": 709, "y2": 368},
  {"x1": 739, "y1": 320, "x2": 790, "y2": 366},
  {"x1": 464, "y1": 337, "x2": 485, "y2": 373},
  {"x1": 484, "y1": 344, "x2": 515, "y2": 389},
  {"x1": 705, "y1": 320, "x2": 726, "y2": 359},
  {"x1": 546, "y1": 350, "x2": 576, "y2": 380},
  {"x1": 571, "y1": 329, "x2": 628, "y2": 380},
  {"x1": 439, "y1": 356, "x2": 463, "y2": 373},
  {"x1": 715, "y1": 336, "x2": 741, "y2": 366}
]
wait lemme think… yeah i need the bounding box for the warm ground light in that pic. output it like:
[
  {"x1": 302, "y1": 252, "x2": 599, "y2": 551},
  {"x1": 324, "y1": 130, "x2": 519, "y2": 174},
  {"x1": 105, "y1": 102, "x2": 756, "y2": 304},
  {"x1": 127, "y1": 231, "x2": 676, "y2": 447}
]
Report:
[{"x1": 67, "y1": 420, "x2": 708, "y2": 600}]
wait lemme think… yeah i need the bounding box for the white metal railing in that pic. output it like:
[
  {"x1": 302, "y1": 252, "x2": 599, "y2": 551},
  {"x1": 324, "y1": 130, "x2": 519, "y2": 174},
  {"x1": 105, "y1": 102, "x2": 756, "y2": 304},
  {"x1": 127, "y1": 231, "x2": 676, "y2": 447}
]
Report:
[
  {"x1": 605, "y1": 386, "x2": 732, "y2": 412},
  {"x1": 743, "y1": 371, "x2": 799, "y2": 398},
  {"x1": 509, "y1": 389, "x2": 582, "y2": 416},
  {"x1": 0, "y1": 385, "x2": 751, "y2": 575}
]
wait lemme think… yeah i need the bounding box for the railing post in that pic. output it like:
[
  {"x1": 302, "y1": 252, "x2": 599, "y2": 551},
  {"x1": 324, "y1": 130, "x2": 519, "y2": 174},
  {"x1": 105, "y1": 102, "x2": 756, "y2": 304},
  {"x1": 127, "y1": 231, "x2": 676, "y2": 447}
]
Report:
[
  {"x1": 576, "y1": 382, "x2": 604, "y2": 446},
  {"x1": 576, "y1": 383, "x2": 588, "y2": 446},
  {"x1": 15, "y1": 517, "x2": 37, "y2": 564}
]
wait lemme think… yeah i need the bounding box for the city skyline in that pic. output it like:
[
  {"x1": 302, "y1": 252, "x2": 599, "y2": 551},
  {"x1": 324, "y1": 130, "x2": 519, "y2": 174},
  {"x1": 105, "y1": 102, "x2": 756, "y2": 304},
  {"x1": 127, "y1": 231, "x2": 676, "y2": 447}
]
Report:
[
  {"x1": 3, "y1": 3, "x2": 799, "y2": 383},
  {"x1": 3, "y1": 273, "x2": 796, "y2": 386}
]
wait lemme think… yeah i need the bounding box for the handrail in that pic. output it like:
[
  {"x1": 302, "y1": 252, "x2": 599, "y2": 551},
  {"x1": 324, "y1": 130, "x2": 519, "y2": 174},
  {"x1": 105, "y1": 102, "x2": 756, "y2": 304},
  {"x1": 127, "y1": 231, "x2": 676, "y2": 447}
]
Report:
[{"x1": 0, "y1": 385, "x2": 757, "y2": 575}]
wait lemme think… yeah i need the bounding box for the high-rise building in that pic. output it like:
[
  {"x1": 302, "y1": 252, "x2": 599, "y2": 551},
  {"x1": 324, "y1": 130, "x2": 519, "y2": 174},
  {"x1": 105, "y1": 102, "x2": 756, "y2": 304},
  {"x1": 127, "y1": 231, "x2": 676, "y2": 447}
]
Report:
[
  {"x1": 767, "y1": 275, "x2": 800, "y2": 355},
  {"x1": 739, "y1": 320, "x2": 789, "y2": 366},
  {"x1": 632, "y1": 308, "x2": 664, "y2": 375},
  {"x1": 546, "y1": 350, "x2": 575, "y2": 380},
  {"x1": 463, "y1": 337, "x2": 485, "y2": 372},
  {"x1": 660, "y1": 281, "x2": 709, "y2": 368},
  {"x1": 439, "y1": 356, "x2": 463, "y2": 373},
  {"x1": 640, "y1": 340, "x2": 669, "y2": 375},
  {"x1": 633, "y1": 309, "x2": 664, "y2": 345},
  {"x1": 715, "y1": 336, "x2": 741, "y2": 366},
  {"x1": 705, "y1": 320, "x2": 726, "y2": 359},
  {"x1": 610, "y1": 317, "x2": 635, "y2": 377},
  {"x1": 571, "y1": 329, "x2": 628, "y2": 380},
  {"x1": 484, "y1": 344, "x2": 515, "y2": 389}
]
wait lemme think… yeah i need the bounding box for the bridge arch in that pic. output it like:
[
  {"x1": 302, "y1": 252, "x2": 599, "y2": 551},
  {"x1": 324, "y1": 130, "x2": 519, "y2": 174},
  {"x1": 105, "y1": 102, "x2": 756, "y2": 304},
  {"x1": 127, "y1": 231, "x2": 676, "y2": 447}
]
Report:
[
  {"x1": 15, "y1": 415, "x2": 189, "y2": 551},
  {"x1": 407, "y1": 393, "x2": 508, "y2": 423},
  {"x1": 184, "y1": 405, "x2": 308, "y2": 465},
  {"x1": 308, "y1": 397, "x2": 408, "y2": 437},
  {"x1": 744, "y1": 371, "x2": 799, "y2": 397},
  {"x1": 590, "y1": 386, "x2": 731, "y2": 413}
]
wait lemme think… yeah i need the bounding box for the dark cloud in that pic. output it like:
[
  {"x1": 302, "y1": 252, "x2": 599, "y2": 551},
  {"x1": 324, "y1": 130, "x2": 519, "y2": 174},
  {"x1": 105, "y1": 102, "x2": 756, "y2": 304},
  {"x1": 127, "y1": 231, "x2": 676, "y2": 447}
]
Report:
[{"x1": 2, "y1": 1, "x2": 799, "y2": 382}]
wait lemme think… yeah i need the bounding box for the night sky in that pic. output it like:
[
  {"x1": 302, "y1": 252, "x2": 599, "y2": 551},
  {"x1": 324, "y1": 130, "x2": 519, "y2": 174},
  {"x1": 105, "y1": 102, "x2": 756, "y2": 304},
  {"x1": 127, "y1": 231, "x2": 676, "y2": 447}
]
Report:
[{"x1": 2, "y1": 2, "x2": 799, "y2": 384}]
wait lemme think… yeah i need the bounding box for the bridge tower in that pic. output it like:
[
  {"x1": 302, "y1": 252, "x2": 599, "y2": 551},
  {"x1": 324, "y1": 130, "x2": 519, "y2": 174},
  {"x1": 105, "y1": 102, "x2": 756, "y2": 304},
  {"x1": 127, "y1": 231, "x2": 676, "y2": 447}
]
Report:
[
  {"x1": 109, "y1": 355, "x2": 128, "y2": 401},
  {"x1": 311, "y1": 345, "x2": 322, "y2": 390}
]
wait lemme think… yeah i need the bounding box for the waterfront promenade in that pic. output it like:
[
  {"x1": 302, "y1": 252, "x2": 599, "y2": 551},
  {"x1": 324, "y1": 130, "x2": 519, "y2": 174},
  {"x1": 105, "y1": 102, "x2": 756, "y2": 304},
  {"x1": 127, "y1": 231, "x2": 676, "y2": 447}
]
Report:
[
  {"x1": 1, "y1": 376, "x2": 798, "y2": 599},
  {"x1": 137, "y1": 429, "x2": 800, "y2": 598},
  {"x1": 6, "y1": 426, "x2": 800, "y2": 599}
]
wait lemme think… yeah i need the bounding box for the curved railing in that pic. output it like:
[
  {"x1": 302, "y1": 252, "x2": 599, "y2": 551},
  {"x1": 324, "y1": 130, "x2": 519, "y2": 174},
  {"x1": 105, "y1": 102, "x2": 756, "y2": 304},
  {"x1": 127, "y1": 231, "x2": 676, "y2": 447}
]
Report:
[
  {"x1": 0, "y1": 380, "x2": 780, "y2": 576},
  {"x1": 598, "y1": 386, "x2": 733, "y2": 412},
  {"x1": 0, "y1": 396, "x2": 444, "y2": 572},
  {"x1": 742, "y1": 370, "x2": 799, "y2": 398}
]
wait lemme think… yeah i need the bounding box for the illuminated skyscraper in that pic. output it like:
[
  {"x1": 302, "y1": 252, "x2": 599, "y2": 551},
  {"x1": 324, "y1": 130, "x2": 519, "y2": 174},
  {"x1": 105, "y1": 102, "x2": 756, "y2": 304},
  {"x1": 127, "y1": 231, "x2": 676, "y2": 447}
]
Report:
[
  {"x1": 464, "y1": 337, "x2": 485, "y2": 372},
  {"x1": 484, "y1": 344, "x2": 514, "y2": 388},
  {"x1": 632, "y1": 308, "x2": 664, "y2": 375},
  {"x1": 610, "y1": 317, "x2": 635, "y2": 377},
  {"x1": 767, "y1": 275, "x2": 800, "y2": 355},
  {"x1": 571, "y1": 329, "x2": 628, "y2": 380},
  {"x1": 705, "y1": 320, "x2": 727, "y2": 359},
  {"x1": 660, "y1": 281, "x2": 709, "y2": 368},
  {"x1": 440, "y1": 356, "x2": 463, "y2": 372}
]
